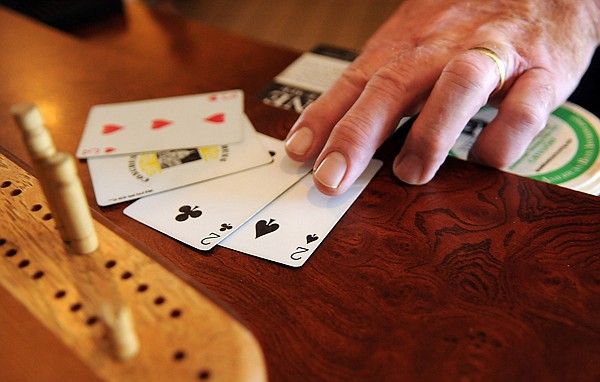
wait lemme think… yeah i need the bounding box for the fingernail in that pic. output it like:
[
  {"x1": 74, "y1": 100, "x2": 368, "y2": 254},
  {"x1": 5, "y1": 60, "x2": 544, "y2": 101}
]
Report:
[
  {"x1": 285, "y1": 127, "x2": 313, "y2": 156},
  {"x1": 394, "y1": 154, "x2": 424, "y2": 185},
  {"x1": 314, "y1": 152, "x2": 347, "y2": 189}
]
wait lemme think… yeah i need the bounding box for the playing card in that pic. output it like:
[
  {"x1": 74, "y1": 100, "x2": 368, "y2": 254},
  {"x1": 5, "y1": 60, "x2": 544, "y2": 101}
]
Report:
[
  {"x1": 220, "y1": 159, "x2": 383, "y2": 267},
  {"x1": 77, "y1": 90, "x2": 244, "y2": 158},
  {"x1": 88, "y1": 114, "x2": 273, "y2": 206},
  {"x1": 123, "y1": 135, "x2": 313, "y2": 250}
]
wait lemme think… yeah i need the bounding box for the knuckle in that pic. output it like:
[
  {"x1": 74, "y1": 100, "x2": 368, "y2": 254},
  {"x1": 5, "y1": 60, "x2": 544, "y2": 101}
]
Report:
[
  {"x1": 339, "y1": 65, "x2": 370, "y2": 93},
  {"x1": 504, "y1": 97, "x2": 555, "y2": 138},
  {"x1": 409, "y1": 128, "x2": 451, "y2": 162},
  {"x1": 442, "y1": 56, "x2": 488, "y2": 94},
  {"x1": 366, "y1": 65, "x2": 413, "y2": 103},
  {"x1": 504, "y1": 105, "x2": 544, "y2": 134},
  {"x1": 332, "y1": 114, "x2": 379, "y2": 155}
]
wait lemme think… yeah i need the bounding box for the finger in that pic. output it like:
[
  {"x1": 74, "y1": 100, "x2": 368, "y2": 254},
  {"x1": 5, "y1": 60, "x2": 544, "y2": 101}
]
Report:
[
  {"x1": 468, "y1": 68, "x2": 558, "y2": 168},
  {"x1": 393, "y1": 45, "x2": 512, "y2": 184},
  {"x1": 312, "y1": 51, "x2": 444, "y2": 195},
  {"x1": 284, "y1": 54, "x2": 379, "y2": 162}
]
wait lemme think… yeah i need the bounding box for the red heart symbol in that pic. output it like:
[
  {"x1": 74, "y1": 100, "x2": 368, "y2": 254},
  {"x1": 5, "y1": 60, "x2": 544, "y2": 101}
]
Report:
[
  {"x1": 152, "y1": 119, "x2": 172, "y2": 129},
  {"x1": 204, "y1": 113, "x2": 225, "y2": 124},
  {"x1": 208, "y1": 95, "x2": 218, "y2": 101},
  {"x1": 102, "y1": 124, "x2": 123, "y2": 135},
  {"x1": 104, "y1": 147, "x2": 116, "y2": 153}
]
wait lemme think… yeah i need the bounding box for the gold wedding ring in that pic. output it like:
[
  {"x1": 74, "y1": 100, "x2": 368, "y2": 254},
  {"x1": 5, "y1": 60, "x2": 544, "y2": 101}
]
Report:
[{"x1": 469, "y1": 46, "x2": 506, "y2": 94}]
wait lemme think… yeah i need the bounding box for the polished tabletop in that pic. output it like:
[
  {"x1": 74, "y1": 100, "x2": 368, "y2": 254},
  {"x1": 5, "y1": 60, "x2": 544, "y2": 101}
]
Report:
[{"x1": 1, "y1": 3, "x2": 599, "y2": 381}]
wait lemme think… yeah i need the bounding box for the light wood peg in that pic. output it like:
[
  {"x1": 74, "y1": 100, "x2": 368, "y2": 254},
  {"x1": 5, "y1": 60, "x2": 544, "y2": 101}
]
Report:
[
  {"x1": 102, "y1": 304, "x2": 140, "y2": 361},
  {"x1": 43, "y1": 152, "x2": 99, "y2": 254},
  {"x1": 11, "y1": 102, "x2": 98, "y2": 254},
  {"x1": 11, "y1": 103, "x2": 68, "y2": 242},
  {"x1": 10, "y1": 103, "x2": 57, "y2": 160}
]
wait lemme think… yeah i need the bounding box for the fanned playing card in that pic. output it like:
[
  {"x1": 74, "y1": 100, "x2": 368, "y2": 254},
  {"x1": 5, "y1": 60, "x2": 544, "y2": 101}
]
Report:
[
  {"x1": 123, "y1": 135, "x2": 313, "y2": 250},
  {"x1": 77, "y1": 90, "x2": 244, "y2": 158},
  {"x1": 88, "y1": 114, "x2": 273, "y2": 206},
  {"x1": 220, "y1": 159, "x2": 383, "y2": 267}
]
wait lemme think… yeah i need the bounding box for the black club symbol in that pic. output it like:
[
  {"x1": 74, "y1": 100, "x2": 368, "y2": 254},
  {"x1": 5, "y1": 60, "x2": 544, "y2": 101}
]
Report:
[
  {"x1": 219, "y1": 223, "x2": 233, "y2": 231},
  {"x1": 176, "y1": 205, "x2": 202, "y2": 222}
]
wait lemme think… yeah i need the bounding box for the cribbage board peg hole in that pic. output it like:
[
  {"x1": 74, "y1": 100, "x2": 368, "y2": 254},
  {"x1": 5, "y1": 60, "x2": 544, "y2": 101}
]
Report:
[
  {"x1": 70, "y1": 302, "x2": 83, "y2": 312},
  {"x1": 86, "y1": 316, "x2": 99, "y2": 326},
  {"x1": 170, "y1": 309, "x2": 182, "y2": 318},
  {"x1": 173, "y1": 350, "x2": 186, "y2": 361},
  {"x1": 121, "y1": 271, "x2": 133, "y2": 280},
  {"x1": 198, "y1": 370, "x2": 211, "y2": 380},
  {"x1": 101, "y1": 304, "x2": 140, "y2": 361},
  {"x1": 54, "y1": 290, "x2": 67, "y2": 299},
  {"x1": 32, "y1": 270, "x2": 45, "y2": 280}
]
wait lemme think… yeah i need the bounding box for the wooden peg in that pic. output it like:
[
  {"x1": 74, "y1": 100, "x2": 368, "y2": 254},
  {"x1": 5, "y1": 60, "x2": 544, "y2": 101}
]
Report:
[
  {"x1": 42, "y1": 152, "x2": 98, "y2": 254},
  {"x1": 11, "y1": 103, "x2": 68, "y2": 242},
  {"x1": 10, "y1": 103, "x2": 57, "y2": 160},
  {"x1": 102, "y1": 304, "x2": 140, "y2": 361},
  {"x1": 11, "y1": 102, "x2": 98, "y2": 254}
]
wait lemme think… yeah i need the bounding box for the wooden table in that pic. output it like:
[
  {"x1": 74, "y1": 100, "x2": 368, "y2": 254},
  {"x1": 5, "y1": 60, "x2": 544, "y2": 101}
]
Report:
[{"x1": 1, "y1": 3, "x2": 599, "y2": 381}]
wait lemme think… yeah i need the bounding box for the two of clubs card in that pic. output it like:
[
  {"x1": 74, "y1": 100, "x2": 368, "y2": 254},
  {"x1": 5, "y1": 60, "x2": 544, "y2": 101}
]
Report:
[{"x1": 78, "y1": 89, "x2": 382, "y2": 267}]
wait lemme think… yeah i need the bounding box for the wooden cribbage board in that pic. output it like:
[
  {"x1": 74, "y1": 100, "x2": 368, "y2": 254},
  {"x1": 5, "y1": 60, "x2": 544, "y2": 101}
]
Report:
[{"x1": 0, "y1": 151, "x2": 266, "y2": 382}]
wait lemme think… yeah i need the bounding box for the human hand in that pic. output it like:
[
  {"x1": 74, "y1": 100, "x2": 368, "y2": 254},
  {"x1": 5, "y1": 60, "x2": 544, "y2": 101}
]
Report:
[{"x1": 284, "y1": 0, "x2": 600, "y2": 195}]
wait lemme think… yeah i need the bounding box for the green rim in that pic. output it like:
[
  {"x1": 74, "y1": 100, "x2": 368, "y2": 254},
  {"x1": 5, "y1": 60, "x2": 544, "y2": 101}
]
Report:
[{"x1": 527, "y1": 106, "x2": 599, "y2": 183}]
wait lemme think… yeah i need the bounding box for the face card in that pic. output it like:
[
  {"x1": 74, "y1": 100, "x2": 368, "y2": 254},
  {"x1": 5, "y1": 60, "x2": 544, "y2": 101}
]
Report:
[
  {"x1": 123, "y1": 135, "x2": 313, "y2": 250},
  {"x1": 77, "y1": 90, "x2": 244, "y2": 158},
  {"x1": 219, "y1": 159, "x2": 383, "y2": 267},
  {"x1": 88, "y1": 114, "x2": 273, "y2": 206}
]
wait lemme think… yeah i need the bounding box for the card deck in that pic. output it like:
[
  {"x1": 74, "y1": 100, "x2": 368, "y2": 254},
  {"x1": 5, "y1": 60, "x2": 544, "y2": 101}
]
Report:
[
  {"x1": 123, "y1": 135, "x2": 313, "y2": 250},
  {"x1": 261, "y1": 45, "x2": 357, "y2": 113},
  {"x1": 88, "y1": 114, "x2": 273, "y2": 206},
  {"x1": 77, "y1": 90, "x2": 244, "y2": 158},
  {"x1": 220, "y1": 159, "x2": 383, "y2": 267}
]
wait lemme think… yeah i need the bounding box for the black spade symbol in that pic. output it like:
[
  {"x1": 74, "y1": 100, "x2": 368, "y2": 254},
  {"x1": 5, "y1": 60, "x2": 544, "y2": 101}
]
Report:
[
  {"x1": 306, "y1": 234, "x2": 318, "y2": 244},
  {"x1": 255, "y1": 218, "x2": 279, "y2": 238}
]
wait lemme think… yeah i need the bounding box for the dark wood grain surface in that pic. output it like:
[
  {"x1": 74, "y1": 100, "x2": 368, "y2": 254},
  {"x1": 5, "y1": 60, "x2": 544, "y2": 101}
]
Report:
[{"x1": 1, "y1": 4, "x2": 599, "y2": 381}]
